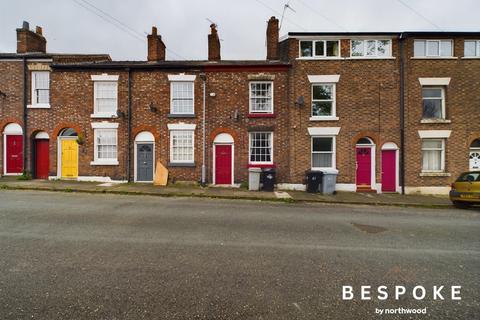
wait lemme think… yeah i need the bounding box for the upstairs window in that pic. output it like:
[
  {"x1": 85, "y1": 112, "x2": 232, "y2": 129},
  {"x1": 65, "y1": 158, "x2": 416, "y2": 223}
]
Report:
[
  {"x1": 249, "y1": 132, "x2": 273, "y2": 164},
  {"x1": 300, "y1": 40, "x2": 340, "y2": 58},
  {"x1": 171, "y1": 82, "x2": 194, "y2": 115},
  {"x1": 91, "y1": 74, "x2": 119, "y2": 118},
  {"x1": 422, "y1": 87, "x2": 445, "y2": 119},
  {"x1": 351, "y1": 40, "x2": 391, "y2": 57},
  {"x1": 464, "y1": 40, "x2": 480, "y2": 57},
  {"x1": 414, "y1": 40, "x2": 453, "y2": 57},
  {"x1": 249, "y1": 82, "x2": 273, "y2": 114},
  {"x1": 31, "y1": 71, "x2": 50, "y2": 106},
  {"x1": 312, "y1": 84, "x2": 335, "y2": 118}
]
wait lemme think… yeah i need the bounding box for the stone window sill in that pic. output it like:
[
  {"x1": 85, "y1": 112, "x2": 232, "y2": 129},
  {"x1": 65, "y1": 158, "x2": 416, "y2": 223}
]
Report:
[
  {"x1": 346, "y1": 57, "x2": 396, "y2": 60},
  {"x1": 296, "y1": 57, "x2": 343, "y2": 61},
  {"x1": 420, "y1": 119, "x2": 451, "y2": 124},
  {"x1": 411, "y1": 57, "x2": 458, "y2": 60},
  {"x1": 90, "y1": 160, "x2": 119, "y2": 166},
  {"x1": 27, "y1": 104, "x2": 50, "y2": 109},
  {"x1": 420, "y1": 172, "x2": 451, "y2": 177},
  {"x1": 91, "y1": 113, "x2": 118, "y2": 119},
  {"x1": 310, "y1": 116, "x2": 339, "y2": 121},
  {"x1": 461, "y1": 57, "x2": 480, "y2": 59}
]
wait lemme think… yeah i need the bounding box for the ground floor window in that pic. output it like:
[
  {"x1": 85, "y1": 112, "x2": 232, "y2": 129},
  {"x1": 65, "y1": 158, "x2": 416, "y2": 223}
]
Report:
[
  {"x1": 312, "y1": 136, "x2": 335, "y2": 169},
  {"x1": 421, "y1": 139, "x2": 444, "y2": 171},
  {"x1": 94, "y1": 129, "x2": 118, "y2": 163},
  {"x1": 170, "y1": 130, "x2": 194, "y2": 163},
  {"x1": 249, "y1": 132, "x2": 273, "y2": 164}
]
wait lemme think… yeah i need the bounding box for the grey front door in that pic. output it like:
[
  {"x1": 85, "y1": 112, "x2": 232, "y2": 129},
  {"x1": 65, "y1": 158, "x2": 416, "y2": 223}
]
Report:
[{"x1": 137, "y1": 143, "x2": 153, "y2": 181}]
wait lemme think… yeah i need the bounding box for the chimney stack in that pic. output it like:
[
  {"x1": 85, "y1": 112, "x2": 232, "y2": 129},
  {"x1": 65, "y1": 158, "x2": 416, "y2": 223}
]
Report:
[
  {"x1": 16, "y1": 21, "x2": 46, "y2": 53},
  {"x1": 266, "y1": 16, "x2": 279, "y2": 60},
  {"x1": 147, "y1": 26, "x2": 166, "y2": 61},
  {"x1": 208, "y1": 24, "x2": 221, "y2": 61}
]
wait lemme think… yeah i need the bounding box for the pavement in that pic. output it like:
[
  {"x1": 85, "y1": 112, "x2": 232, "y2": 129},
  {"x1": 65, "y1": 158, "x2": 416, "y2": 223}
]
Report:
[
  {"x1": 0, "y1": 177, "x2": 455, "y2": 208},
  {"x1": 0, "y1": 190, "x2": 478, "y2": 319}
]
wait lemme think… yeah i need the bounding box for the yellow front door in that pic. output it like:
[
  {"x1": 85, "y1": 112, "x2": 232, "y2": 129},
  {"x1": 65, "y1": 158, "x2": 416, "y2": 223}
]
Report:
[{"x1": 61, "y1": 139, "x2": 78, "y2": 178}]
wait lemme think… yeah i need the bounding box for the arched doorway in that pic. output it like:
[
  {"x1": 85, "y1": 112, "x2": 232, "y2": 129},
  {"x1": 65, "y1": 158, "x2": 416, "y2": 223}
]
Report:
[
  {"x1": 34, "y1": 131, "x2": 49, "y2": 179},
  {"x1": 470, "y1": 139, "x2": 480, "y2": 171},
  {"x1": 213, "y1": 133, "x2": 234, "y2": 185},
  {"x1": 3, "y1": 123, "x2": 23, "y2": 175},
  {"x1": 134, "y1": 131, "x2": 155, "y2": 182},
  {"x1": 381, "y1": 142, "x2": 399, "y2": 192},
  {"x1": 355, "y1": 137, "x2": 375, "y2": 191},
  {"x1": 57, "y1": 128, "x2": 78, "y2": 178}
]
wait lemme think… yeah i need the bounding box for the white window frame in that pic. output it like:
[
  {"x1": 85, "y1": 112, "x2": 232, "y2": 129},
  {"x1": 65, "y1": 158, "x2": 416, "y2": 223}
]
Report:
[
  {"x1": 299, "y1": 40, "x2": 341, "y2": 58},
  {"x1": 414, "y1": 39, "x2": 453, "y2": 57},
  {"x1": 170, "y1": 81, "x2": 195, "y2": 115},
  {"x1": 91, "y1": 74, "x2": 119, "y2": 118},
  {"x1": 248, "y1": 132, "x2": 273, "y2": 165},
  {"x1": 249, "y1": 81, "x2": 274, "y2": 114},
  {"x1": 421, "y1": 86, "x2": 446, "y2": 120},
  {"x1": 311, "y1": 83, "x2": 336, "y2": 120},
  {"x1": 464, "y1": 40, "x2": 480, "y2": 57},
  {"x1": 421, "y1": 139, "x2": 445, "y2": 173},
  {"x1": 169, "y1": 130, "x2": 195, "y2": 164},
  {"x1": 311, "y1": 136, "x2": 336, "y2": 170},
  {"x1": 90, "y1": 122, "x2": 119, "y2": 166},
  {"x1": 30, "y1": 71, "x2": 50, "y2": 108},
  {"x1": 350, "y1": 39, "x2": 392, "y2": 58}
]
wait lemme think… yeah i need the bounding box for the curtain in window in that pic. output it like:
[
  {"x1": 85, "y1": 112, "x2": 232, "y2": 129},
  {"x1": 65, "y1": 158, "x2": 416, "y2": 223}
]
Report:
[
  {"x1": 422, "y1": 140, "x2": 442, "y2": 171},
  {"x1": 33, "y1": 72, "x2": 49, "y2": 104},
  {"x1": 96, "y1": 129, "x2": 117, "y2": 160}
]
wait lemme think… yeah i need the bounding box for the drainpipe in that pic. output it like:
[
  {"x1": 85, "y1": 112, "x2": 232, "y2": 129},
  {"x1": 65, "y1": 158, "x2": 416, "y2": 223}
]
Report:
[
  {"x1": 22, "y1": 57, "x2": 28, "y2": 175},
  {"x1": 200, "y1": 73, "x2": 207, "y2": 186},
  {"x1": 126, "y1": 68, "x2": 132, "y2": 182},
  {"x1": 399, "y1": 33, "x2": 406, "y2": 195}
]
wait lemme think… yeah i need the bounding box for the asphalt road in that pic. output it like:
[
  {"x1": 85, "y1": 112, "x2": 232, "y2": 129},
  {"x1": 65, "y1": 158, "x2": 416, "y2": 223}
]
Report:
[{"x1": 0, "y1": 190, "x2": 479, "y2": 320}]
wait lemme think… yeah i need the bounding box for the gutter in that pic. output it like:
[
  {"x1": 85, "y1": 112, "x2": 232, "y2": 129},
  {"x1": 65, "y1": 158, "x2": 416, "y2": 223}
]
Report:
[
  {"x1": 126, "y1": 68, "x2": 132, "y2": 182},
  {"x1": 22, "y1": 57, "x2": 28, "y2": 175},
  {"x1": 399, "y1": 33, "x2": 406, "y2": 195},
  {"x1": 200, "y1": 73, "x2": 207, "y2": 186}
]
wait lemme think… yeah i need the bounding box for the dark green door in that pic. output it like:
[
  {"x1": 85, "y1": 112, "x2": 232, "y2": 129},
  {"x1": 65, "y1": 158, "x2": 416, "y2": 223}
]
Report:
[{"x1": 137, "y1": 144, "x2": 153, "y2": 182}]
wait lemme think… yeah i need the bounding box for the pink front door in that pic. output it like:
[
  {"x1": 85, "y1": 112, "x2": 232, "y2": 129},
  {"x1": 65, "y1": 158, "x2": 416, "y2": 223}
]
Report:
[
  {"x1": 381, "y1": 150, "x2": 396, "y2": 192},
  {"x1": 6, "y1": 135, "x2": 23, "y2": 174},
  {"x1": 215, "y1": 144, "x2": 232, "y2": 184},
  {"x1": 356, "y1": 147, "x2": 371, "y2": 187}
]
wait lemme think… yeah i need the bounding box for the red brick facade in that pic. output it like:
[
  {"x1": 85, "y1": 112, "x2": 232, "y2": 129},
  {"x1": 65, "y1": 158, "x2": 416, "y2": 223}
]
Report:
[{"x1": 1, "y1": 20, "x2": 479, "y2": 194}]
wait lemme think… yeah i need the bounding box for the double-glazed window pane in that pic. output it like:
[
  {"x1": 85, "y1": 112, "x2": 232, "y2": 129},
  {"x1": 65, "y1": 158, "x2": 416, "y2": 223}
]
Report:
[
  {"x1": 422, "y1": 139, "x2": 443, "y2": 171},
  {"x1": 95, "y1": 82, "x2": 117, "y2": 114},
  {"x1": 300, "y1": 40, "x2": 339, "y2": 57},
  {"x1": 249, "y1": 132, "x2": 272, "y2": 163},
  {"x1": 414, "y1": 40, "x2": 453, "y2": 57},
  {"x1": 312, "y1": 137, "x2": 333, "y2": 168},
  {"x1": 422, "y1": 88, "x2": 443, "y2": 119},
  {"x1": 464, "y1": 40, "x2": 480, "y2": 57},
  {"x1": 351, "y1": 40, "x2": 391, "y2": 57},
  {"x1": 96, "y1": 129, "x2": 117, "y2": 160},
  {"x1": 312, "y1": 84, "x2": 334, "y2": 117},
  {"x1": 300, "y1": 41, "x2": 313, "y2": 57},
  {"x1": 171, "y1": 82, "x2": 194, "y2": 114},
  {"x1": 33, "y1": 71, "x2": 49, "y2": 104},
  {"x1": 171, "y1": 131, "x2": 194, "y2": 162},
  {"x1": 250, "y1": 82, "x2": 273, "y2": 113}
]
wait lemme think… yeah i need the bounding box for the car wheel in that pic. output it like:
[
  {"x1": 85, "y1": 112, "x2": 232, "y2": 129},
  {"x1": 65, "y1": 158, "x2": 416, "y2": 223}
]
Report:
[{"x1": 453, "y1": 201, "x2": 472, "y2": 209}]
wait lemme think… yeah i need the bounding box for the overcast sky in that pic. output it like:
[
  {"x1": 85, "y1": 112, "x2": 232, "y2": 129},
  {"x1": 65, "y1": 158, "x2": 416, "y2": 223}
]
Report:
[{"x1": 1, "y1": 0, "x2": 479, "y2": 60}]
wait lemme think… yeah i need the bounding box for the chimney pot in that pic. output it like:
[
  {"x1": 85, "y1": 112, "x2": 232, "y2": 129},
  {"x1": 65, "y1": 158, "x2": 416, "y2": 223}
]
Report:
[
  {"x1": 208, "y1": 24, "x2": 221, "y2": 61},
  {"x1": 22, "y1": 21, "x2": 29, "y2": 30},
  {"x1": 151, "y1": 26, "x2": 157, "y2": 35},
  {"x1": 36, "y1": 26, "x2": 42, "y2": 35}
]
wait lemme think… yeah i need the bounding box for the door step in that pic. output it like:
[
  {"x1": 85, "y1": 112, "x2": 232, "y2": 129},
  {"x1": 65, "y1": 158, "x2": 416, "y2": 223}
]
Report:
[{"x1": 356, "y1": 187, "x2": 376, "y2": 193}]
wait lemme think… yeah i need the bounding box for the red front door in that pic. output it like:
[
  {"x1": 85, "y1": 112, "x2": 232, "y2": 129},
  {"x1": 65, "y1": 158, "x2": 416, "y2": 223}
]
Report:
[
  {"x1": 6, "y1": 135, "x2": 23, "y2": 174},
  {"x1": 381, "y1": 150, "x2": 396, "y2": 192},
  {"x1": 215, "y1": 144, "x2": 232, "y2": 184},
  {"x1": 35, "y1": 139, "x2": 49, "y2": 179},
  {"x1": 356, "y1": 147, "x2": 371, "y2": 187}
]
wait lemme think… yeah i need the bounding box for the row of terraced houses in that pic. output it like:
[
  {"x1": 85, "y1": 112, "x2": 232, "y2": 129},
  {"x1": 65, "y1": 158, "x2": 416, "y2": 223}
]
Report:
[{"x1": 1, "y1": 18, "x2": 479, "y2": 194}]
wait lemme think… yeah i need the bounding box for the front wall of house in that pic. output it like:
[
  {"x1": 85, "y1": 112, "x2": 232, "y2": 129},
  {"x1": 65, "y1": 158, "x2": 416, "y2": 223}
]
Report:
[
  {"x1": 286, "y1": 38, "x2": 401, "y2": 190},
  {"x1": 404, "y1": 37, "x2": 480, "y2": 189}
]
